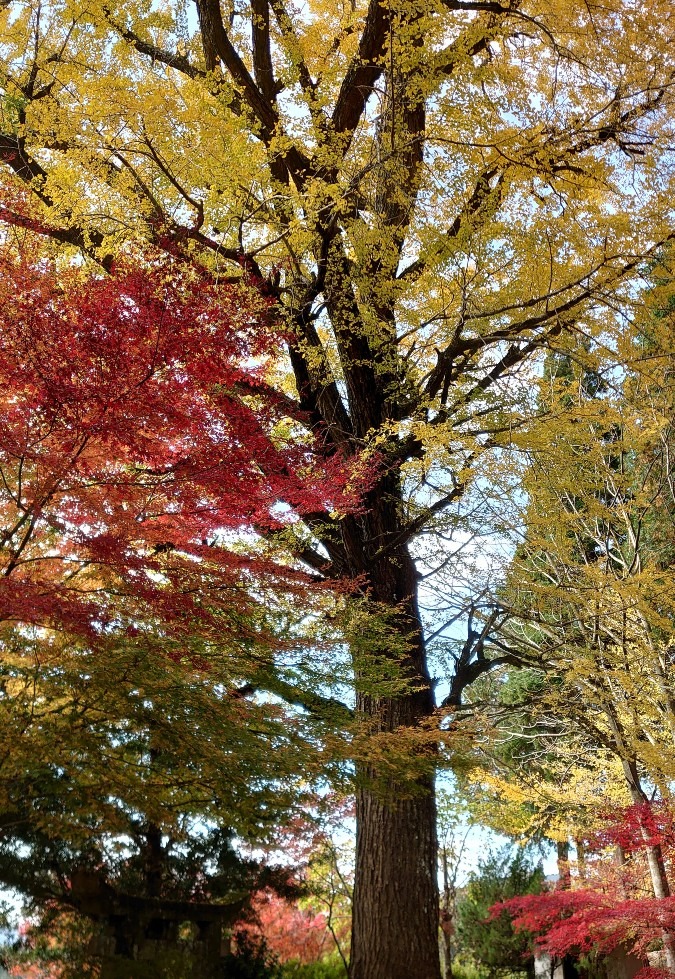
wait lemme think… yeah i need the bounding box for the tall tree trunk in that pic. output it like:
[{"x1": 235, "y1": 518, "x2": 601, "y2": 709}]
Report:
[
  {"x1": 344, "y1": 496, "x2": 441, "y2": 979},
  {"x1": 638, "y1": 835, "x2": 675, "y2": 972},
  {"x1": 351, "y1": 781, "x2": 439, "y2": 979},
  {"x1": 556, "y1": 840, "x2": 571, "y2": 891},
  {"x1": 574, "y1": 838, "x2": 587, "y2": 883}
]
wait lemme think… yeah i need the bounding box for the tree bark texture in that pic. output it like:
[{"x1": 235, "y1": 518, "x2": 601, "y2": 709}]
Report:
[
  {"x1": 341, "y1": 497, "x2": 441, "y2": 979},
  {"x1": 290, "y1": 456, "x2": 443, "y2": 978},
  {"x1": 351, "y1": 781, "x2": 440, "y2": 979}
]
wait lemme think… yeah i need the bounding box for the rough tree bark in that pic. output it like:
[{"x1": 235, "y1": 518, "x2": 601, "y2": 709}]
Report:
[{"x1": 342, "y1": 514, "x2": 440, "y2": 978}]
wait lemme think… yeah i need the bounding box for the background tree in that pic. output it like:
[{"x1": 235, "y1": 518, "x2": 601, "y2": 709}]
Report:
[
  {"x1": 458, "y1": 270, "x2": 675, "y2": 965},
  {"x1": 244, "y1": 794, "x2": 353, "y2": 977},
  {"x1": 437, "y1": 786, "x2": 475, "y2": 979},
  {"x1": 456, "y1": 847, "x2": 544, "y2": 979},
  {"x1": 496, "y1": 802, "x2": 675, "y2": 979}
]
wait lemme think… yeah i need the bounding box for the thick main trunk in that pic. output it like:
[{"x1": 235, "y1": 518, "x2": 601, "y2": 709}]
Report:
[
  {"x1": 351, "y1": 780, "x2": 440, "y2": 979},
  {"x1": 344, "y1": 502, "x2": 441, "y2": 979}
]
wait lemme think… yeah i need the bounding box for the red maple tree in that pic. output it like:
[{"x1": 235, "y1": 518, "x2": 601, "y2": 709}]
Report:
[
  {"x1": 0, "y1": 246, "x2": 364, "y2": 648},
  {"x1": 492, "y1": 804, "x2": 675, "y2": 977},
  {"x1": 0, "y1": 240, "x2": 372, "y2": 972}
]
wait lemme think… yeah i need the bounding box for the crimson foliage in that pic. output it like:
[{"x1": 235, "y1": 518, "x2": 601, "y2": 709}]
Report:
[
  {"x1": 0, "y1": 249, "x2": 359, "y2": 643},
  {"x1": 496, "y1": 889, "x2": 675, "y2": 960},
  {"x1": 492, "y1": 804, "x2": 675, "y2": 976}
]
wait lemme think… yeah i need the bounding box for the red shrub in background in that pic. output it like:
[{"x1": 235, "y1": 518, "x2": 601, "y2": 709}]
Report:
[{"x1": 239, "y1": 890, "x2": 331, "y2": 964}]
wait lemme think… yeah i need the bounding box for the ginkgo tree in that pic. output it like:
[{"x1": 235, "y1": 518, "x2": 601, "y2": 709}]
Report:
[
  {"x1": 0, "y1": 0, "x2": 674, "y2": 974},
  {"x1": 456, "y1": 275, "x2": 675, "y2": 968}
]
